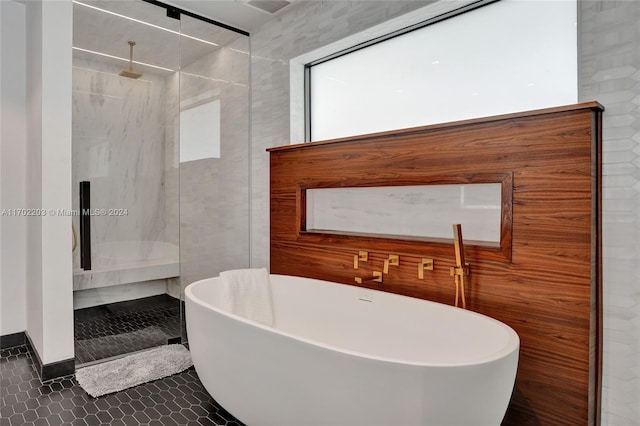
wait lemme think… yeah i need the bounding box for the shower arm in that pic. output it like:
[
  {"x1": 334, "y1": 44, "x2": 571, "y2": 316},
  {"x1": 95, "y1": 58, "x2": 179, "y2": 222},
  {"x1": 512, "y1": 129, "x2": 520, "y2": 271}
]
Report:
[{"x1": 126, "y1": 41, "x2": 136, "y2": 71}]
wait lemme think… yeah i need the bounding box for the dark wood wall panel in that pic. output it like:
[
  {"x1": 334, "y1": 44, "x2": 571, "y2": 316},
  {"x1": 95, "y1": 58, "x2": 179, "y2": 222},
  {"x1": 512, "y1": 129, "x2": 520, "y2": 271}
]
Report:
[{"x1": 269, "y1": 102, "x2": 603, "y2": 425}]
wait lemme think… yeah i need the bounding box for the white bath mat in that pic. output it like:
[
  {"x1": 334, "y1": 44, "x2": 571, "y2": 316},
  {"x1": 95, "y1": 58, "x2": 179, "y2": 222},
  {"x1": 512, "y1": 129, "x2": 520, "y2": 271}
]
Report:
[{"x1": 75, "y1": 344, "x2": 193, "y2": 397}]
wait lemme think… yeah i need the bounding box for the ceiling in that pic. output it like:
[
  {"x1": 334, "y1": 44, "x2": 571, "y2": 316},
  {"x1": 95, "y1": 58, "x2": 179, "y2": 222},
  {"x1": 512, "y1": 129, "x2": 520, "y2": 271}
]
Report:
[
  {"x1": 74, "y1": 1, "x2": 203, "y2": 73},
  {"x1": 72, "y1": 0, "x2": 296, "y2": 77},
  {"x1": 162, "y1": 0, "x2": 298, "y2": 33}
]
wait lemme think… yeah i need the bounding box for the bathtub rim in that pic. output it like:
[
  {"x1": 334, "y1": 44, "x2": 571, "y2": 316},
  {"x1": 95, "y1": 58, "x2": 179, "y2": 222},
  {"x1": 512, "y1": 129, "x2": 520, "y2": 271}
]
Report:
[{"x1": 185, "y1": 274, "x2": 520, "y2": 368}]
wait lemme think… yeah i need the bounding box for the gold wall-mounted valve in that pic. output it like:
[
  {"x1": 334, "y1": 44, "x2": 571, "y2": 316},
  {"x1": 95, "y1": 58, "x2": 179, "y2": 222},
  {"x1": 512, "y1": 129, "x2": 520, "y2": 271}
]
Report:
[
  {"x1": 383, "y1": 255, "x2": 399, "y2": 274},
  {"x1": 449, "y1": 264, "x2": 470, "y2": 277},
  {"x1": 418, "y1": 258, "x2": 434, "y2": 279},
  {"x1": 353, "y1": 250, "x2": 369, "y2": 269}
]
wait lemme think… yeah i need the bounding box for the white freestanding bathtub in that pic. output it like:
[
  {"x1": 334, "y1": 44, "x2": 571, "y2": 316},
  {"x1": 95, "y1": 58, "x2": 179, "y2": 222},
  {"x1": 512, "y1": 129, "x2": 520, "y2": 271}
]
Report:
[{"x1": 185, "y1": 274, "x2": 519, "y2": 426}]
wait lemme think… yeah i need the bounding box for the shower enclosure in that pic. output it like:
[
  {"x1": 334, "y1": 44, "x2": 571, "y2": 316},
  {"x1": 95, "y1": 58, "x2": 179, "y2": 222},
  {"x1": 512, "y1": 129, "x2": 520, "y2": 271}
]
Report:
[{"x1": 71, "y1": 0, "x2": 250, "y2": 365}]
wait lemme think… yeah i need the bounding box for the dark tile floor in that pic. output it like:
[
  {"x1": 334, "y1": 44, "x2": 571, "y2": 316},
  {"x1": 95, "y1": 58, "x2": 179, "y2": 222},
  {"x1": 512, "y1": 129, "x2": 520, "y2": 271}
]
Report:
[
  {"x1": 0, "y1": 345, "x2": 244, "y2": 426},
  {"x1": 74, "y1": 295, "x2": 183, "y2": 365}
]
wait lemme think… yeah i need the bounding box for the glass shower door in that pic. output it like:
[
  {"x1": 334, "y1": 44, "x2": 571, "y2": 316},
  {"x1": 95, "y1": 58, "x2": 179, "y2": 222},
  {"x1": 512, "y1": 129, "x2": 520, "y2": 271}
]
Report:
[
  {"x1": 72, "y1": 0, "x2": 251, "y2": 364},
  {"x1": 177, "y1": 15, "x2": 251, "y2": 341}
]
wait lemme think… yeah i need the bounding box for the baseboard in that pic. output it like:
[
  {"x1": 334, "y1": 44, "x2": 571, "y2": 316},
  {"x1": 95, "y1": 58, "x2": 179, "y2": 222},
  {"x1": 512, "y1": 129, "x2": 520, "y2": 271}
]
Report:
[
  {"x1": 0, "y1": 331, "x2": 26, "y2": 349},
  {"x1": 25, "y1": 332, "x2": 75, "y2": 381},
  {"x1": 40, "y1": 358, "x2": 76, "y2": 382}
]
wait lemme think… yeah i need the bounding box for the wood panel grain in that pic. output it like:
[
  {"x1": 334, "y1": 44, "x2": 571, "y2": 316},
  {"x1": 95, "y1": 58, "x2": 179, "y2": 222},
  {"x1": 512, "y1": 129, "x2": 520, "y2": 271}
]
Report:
[{"x1": 269, "y1": 102, "x2": 603, "y2": 425}]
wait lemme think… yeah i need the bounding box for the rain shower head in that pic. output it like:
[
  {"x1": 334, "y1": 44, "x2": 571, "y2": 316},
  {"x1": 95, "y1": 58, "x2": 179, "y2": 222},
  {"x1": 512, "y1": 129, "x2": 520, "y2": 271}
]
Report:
[
  {"x1": 120, "y1": 41, "x2": 142, "y2": 79},
  {"x1": 120, "y1": 68, "x2": 142, "y2": 79}
]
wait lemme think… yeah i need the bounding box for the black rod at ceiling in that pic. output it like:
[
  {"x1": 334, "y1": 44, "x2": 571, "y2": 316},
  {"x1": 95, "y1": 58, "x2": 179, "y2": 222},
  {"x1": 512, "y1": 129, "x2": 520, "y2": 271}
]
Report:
[{"x1": 141, "y1": 0, "x2": 250, "y2": 37}]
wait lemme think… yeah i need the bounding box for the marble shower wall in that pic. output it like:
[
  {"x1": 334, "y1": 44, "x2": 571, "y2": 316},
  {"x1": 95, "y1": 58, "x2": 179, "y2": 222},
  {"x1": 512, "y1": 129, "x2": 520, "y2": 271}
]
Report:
[{"x1": 72, "y1": 56, "x2": 175, "y2": 271}]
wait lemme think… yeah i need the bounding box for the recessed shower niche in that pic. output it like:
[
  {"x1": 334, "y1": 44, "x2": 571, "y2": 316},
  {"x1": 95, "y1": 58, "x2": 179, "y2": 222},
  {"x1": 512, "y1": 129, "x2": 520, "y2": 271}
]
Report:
[
  {"x1": 71, "y1": 0, "x2": 250, "y2": 365},
  {"x1": 305, "y1": 183, "x2": 503, "y2": 243}
]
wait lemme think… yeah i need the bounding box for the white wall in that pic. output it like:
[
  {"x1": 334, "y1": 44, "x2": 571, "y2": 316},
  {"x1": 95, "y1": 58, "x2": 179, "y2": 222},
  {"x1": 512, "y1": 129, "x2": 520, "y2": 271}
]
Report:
[
  {"x1": 25, "y1": 0, "x2": 44, "y2": 354},
  {"x1": 24, "y1": 0, "x2": 74, "y2": 365},
  {"x1": 40, "y1": 0, "x2": 73, "y2": 364},
  {"x1": 0, "y1": 0, "x2": 27, "y2": 338}
]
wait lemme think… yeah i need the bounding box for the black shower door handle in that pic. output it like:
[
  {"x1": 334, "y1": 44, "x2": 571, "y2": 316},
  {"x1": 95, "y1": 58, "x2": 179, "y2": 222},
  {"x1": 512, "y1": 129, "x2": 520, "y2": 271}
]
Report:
[{"x1": 79, "y1": 181, "x2": 91, "y2": 270}]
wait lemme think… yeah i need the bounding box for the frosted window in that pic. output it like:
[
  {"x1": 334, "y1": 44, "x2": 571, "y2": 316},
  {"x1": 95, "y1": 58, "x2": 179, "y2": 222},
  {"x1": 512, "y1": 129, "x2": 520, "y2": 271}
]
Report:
[
  {"x1": 309, "y1": 0, "x2": 577, "y2": 141},
  {"x1": 180, "y1": 99, "x2": 220, "y2": 162},
  {"x1": 306, "y1": 184, "x2": 502, "y2": 243}
]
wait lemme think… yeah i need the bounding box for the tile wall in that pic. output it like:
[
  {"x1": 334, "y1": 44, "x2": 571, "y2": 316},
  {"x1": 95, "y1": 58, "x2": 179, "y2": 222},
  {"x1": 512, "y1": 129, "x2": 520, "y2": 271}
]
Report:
[
  {"x1": 249, "y1": 0, "x2": 434, "y2": 269},
  {"x1": 580, "y1": 1, "x2": 640, "y2": 424}
]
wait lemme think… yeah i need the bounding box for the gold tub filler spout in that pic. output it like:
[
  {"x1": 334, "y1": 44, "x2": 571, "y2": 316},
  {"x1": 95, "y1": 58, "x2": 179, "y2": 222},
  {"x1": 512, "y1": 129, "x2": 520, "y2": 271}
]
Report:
[
  {"x1": 353, "y1": 251, "x2": 383, "y2": 284},
  {"x1": 450, "y1": 224, "x2": 470, "y2": 309},
  {"x1": 355, "y1": 271, "x2": 383, "y2": 284}
]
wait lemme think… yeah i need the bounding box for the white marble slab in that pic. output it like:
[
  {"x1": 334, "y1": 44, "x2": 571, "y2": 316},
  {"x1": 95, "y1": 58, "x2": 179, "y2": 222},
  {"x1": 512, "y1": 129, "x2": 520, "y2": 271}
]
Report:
[
  {"x1": 73, "y1": 260, "x2": 179, "y2": 291},
  {"x1": 73, "y1": 280, "x2": 168, "y2": 310}
]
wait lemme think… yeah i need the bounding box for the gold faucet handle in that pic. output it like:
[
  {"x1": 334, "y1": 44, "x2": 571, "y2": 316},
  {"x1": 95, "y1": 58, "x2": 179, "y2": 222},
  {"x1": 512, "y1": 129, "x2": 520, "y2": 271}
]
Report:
[
  {"x1": 353, "y1": 251, "x2": 369, "y2": 269},
  {"x1": 450, "y1": 263, "x2": 470, "y2": 276},
  {"x1": 383, "y1": 255, "x2": 399, "y2": 274},
  {"x1": 418, "y1": 258, "x2": 434, "y2": 279}
]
